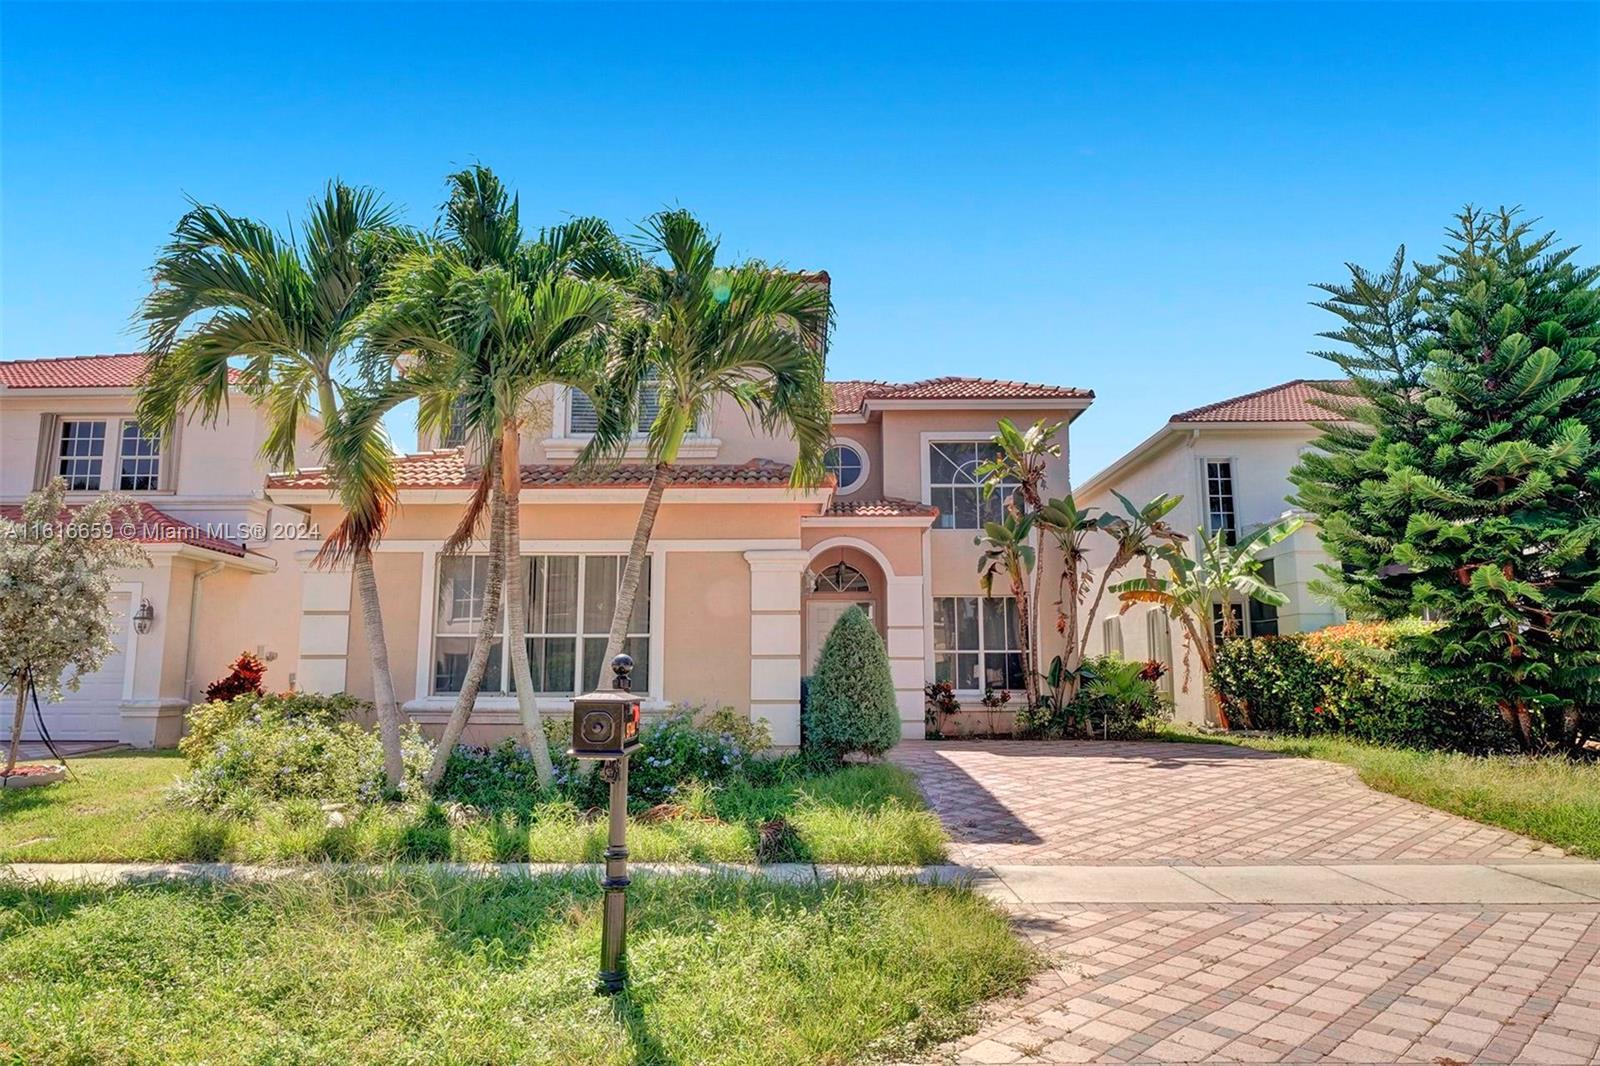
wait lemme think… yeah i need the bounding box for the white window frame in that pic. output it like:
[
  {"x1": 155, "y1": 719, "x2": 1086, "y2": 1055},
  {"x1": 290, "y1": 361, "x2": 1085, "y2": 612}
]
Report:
[
  {"x1": 824, "y1": 438, "x2": 869, "y2": 495},
  {"x1": 545, "y1": 387, "x2": 719, "y2": 460},
  {"x1": 1201, "y1": 456, "x2": 1238, "y2": 544},
  {"x1": 922, "y1": 434, "x2": 1019, "y2": 530},
  {"x1": 47, "y1": 415, "x2": 171, "y2": 493},
  {"x1": 425, "y1": 547, "x2": 664, "y2": 702},
  {"x1": 933, "y1": 594, "x2": 1023, "y2": 695},
  {"x1": 1102, "y1": 616, "x2": 1124, "y2": 656}
]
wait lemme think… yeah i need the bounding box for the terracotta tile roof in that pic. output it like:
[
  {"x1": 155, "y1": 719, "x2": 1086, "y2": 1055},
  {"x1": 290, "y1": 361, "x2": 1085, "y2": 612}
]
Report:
[
  {"x1": 818, "y1": 497, "x2": 939, "y2": 518},
  {"x1": 0, "y1": 353, "x2": 241, "y2": 390},
  {"x1": 267, "y1": 452, "x2": 797, "y2": 491},
  {"x1": 1170, "y1": 379, "x2": 1352, "y2": 423},
  {"x1": 0, "y1": 501, "x2": 246, "y2": 557},
  {"x1": 829, "y1": 376, "x2": 1092, "y2": 414}
]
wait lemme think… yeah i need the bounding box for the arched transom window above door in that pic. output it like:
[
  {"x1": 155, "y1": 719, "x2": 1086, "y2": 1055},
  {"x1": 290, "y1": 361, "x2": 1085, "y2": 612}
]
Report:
[{"x1": 813, "y1": 561, "x2": 870, "y2": 593}]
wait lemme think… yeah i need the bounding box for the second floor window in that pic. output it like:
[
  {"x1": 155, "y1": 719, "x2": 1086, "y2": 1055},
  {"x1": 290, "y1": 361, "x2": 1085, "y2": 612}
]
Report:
[
  {"x1": 57, "y1": 418, "x2": 162, "y2": 492},
  {"x1": 567, "y1": 383, "x2": 662, "y2": 437},
  {"x1": 1204, "y1": 459, "x2": 1237, "y2": 544},
  {"x1": 929, "y1": 441, "x2": 1017, "y2": 529},
  {"x1": 441, "y1": 398, "x2": 471, "y2": 449}
]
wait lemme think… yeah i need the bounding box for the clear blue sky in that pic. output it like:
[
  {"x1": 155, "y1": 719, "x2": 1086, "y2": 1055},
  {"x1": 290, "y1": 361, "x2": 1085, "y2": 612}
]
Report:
[{"x1": 3, "y1": 2, "x2": 1596, "y2": 480}]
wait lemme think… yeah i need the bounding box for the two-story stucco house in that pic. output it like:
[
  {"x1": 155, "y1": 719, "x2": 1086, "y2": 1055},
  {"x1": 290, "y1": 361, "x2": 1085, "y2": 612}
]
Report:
[
  {"x1": 1076, "y1": 379, "x2": 1347, "y2": 723},
  {"x1": 1, "y1": 354, "x2": 318, "y2": 747},
  {"x1": 265, "y1": 375, "x2": 1093, "y2": 747}
]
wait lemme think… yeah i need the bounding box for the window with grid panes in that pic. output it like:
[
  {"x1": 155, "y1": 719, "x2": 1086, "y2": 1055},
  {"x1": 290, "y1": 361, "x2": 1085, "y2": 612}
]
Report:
[{"x1": 928, "y1": 441, "x2": 1018, "y2": 529}]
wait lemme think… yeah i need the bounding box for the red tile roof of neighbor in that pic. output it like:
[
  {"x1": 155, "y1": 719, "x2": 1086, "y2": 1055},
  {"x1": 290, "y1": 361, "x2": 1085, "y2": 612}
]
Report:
[
  {"x1": 0, "y1": 353, "x2": 241, "y2": 390},
  {"x1": 267, "y1": 453, "x2": 799, "y2": 491},
  {"x1": 1170, "y1": 379, "x2": 1352, "y2": 424},
  {"x1": 820, "y1": 497, "x2": 939, "y2": 518},
  {"x1": 829, "y1": 377, "x2": 1093, "y2": 414},
  {"x1": 0, "y1": 501, "x2": 246, "y2": 557}
]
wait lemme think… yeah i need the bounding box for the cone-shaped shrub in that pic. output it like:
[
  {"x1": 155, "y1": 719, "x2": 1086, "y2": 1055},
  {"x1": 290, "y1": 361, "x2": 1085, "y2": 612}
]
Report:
[{"x1": 804, "y1": 606, "x2": 901, "y2": 760}]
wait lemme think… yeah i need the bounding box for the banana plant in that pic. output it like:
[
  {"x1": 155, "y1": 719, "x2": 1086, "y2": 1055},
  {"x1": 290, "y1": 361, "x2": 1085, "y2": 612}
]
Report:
[
  {"x1": 1113, "y1": 515, "x2": 1304, "y2": 727},
  {"x1": 975, "y1": 511, "x2": 1038, "y2": 707}
]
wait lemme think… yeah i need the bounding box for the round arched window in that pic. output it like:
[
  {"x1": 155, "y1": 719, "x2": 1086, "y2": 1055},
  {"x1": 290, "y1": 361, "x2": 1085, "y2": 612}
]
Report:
[{"x1": 824, "y1": 441, "x2": 867, "y2": 494}]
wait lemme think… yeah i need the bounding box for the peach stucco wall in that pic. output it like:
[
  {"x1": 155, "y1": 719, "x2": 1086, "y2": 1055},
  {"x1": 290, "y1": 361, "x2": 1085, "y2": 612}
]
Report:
[{"x1": 663, "y1": 551, "x2": 752, "y2": 711}]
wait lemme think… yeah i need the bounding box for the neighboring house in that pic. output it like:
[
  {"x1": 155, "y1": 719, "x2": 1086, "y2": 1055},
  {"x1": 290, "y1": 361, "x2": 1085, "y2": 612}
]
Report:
[
  {"x1": 1076, "y1": 379, "x2": 1346, "y2": 723},
  {"x1": 266, "y1": 372, "x2": 1094, "y2": 746},
  {"x1": 0, "y1": 354, "x2": 314, "y2": 746}
]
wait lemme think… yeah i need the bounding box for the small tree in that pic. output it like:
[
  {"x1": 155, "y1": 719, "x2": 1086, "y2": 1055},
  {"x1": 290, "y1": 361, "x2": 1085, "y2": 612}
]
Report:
[
  {"x1": 1114, "y1": 517, "x2": 1303, "y2": 728},
  {"x1": 2, "y1": 480, "x2": 146, "y2": 774},
  {"x1": 803, "y1": 606, "x2": 901, "y2": 759},
  {"x1": 974, "y1": 511, "x2": 1038, "y2": 706}
]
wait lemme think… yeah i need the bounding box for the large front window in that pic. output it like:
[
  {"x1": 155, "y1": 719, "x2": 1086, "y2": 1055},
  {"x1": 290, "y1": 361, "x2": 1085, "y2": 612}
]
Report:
[
  {"x1": 928, "y1": 441, "x2": 1018, "y2": 529},
  {"x1": 933, "y1": 596, "x2": 1023, "y2": 692},
  {"x1": 55, "y1": 418, "x2": 162, "y2": 491},
  {"x1": 432, "y1": 553, "x2": 650, "y2": 695}
]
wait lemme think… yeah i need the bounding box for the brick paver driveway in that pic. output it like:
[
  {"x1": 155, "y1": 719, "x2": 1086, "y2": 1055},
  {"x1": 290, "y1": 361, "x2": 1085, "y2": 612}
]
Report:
[
  {"x1": 893, "y1": 741, "x2": 1565, "y2": 866},
  {"x1": 892, "y1": 741, "x2": 1600, "y2": 1064}
]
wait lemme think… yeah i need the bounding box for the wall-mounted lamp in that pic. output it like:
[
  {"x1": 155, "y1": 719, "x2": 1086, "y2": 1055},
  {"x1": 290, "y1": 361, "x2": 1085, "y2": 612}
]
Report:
[{"x1": 133, "y1": 598, "x2": 155, "y2": 635}]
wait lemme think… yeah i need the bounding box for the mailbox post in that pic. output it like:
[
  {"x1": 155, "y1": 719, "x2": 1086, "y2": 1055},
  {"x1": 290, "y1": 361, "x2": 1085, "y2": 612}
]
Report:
[{"x1": 569, "y1": 653, "x2": 642, "y2": 995}]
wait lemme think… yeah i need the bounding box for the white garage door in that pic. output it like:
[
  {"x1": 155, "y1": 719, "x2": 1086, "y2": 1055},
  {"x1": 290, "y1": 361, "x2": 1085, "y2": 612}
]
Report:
[{"x1": 22, "y1": 591, "x2": 131, "y2": 742}]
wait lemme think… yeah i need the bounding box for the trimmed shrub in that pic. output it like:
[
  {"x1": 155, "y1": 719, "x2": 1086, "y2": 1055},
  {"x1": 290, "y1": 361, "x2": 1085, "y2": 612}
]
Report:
[
  {"x1": 803, "y1": 606, "x2": 901, "y2": 759},
  {"x1": 1210, "y1": 620, "x2": 1513, "y2": 752}
]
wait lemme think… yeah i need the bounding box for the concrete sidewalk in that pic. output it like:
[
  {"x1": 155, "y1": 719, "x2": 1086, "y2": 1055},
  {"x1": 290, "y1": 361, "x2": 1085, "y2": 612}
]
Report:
[{"x1": 9, "y1": 859, "x2": 1600, "y2": 905}]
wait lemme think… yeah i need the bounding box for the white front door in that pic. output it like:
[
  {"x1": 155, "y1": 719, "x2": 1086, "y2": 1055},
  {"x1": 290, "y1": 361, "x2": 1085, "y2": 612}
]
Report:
[
  {"x1": 23, "y1": 591, "x2": 131, "y2": 741},
  {"x1": 806, "y1": 600, "x2": 873, "y2": 671}
]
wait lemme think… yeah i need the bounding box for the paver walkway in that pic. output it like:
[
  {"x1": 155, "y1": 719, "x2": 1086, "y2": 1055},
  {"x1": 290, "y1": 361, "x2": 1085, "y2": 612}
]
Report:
[{"x1": 892, "y1": 741, "x2": 1600, "y2": 1065}]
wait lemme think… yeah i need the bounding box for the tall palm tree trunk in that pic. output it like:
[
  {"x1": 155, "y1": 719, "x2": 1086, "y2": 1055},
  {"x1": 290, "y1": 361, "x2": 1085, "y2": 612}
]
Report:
[
  {"x1": 601, "y1": 461, "x2": 669, "y2": 669},
  {"x1": 422, "y1": 445, "x2": 506, "y2": 791},
  {"x1": 352, "y1": 545, "x2": 404, "y2": 791},
  {"x1": 501, "y1": 422, "x2": 556, "y2": 788},
  {"x1": 313, "y1": 375, "x2": 406, "y2": 788}
]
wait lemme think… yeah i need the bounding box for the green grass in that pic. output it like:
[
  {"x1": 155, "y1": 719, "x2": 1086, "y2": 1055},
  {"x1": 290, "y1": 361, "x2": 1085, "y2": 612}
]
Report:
[
  {"x1": 1153, "y1": 725, "x2": 1600, "y2": 858},
  {"x1": 0, "y1": 870, "x2": 1035, "y2": 1065},
  {"x1": 0, "y1": 754, "x2": 948, "y2": 865}
]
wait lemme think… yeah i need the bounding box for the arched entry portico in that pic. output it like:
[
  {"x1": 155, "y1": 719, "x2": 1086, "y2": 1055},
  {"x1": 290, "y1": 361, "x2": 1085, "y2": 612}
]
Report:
[{"x1": 802, "y1": 534, "x2": 929, "y2": 739}]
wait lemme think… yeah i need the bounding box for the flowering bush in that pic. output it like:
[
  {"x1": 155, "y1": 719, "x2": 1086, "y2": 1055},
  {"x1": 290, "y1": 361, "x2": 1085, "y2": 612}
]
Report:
[
  {"x1": 172, "y1": 692, "x2": 432, "y2": 810},
  {"x1": 1210, "y1": 620, "x2": 1513, "y2": 752},
  {"x1": 437, "y1": 703, "x2": 774, "y2": 810}
]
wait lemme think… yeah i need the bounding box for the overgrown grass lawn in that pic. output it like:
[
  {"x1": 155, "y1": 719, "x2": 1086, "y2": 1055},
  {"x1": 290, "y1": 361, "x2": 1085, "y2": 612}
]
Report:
[
  {"x1": 1157, "y1": 727, "x2": 1600, "y2": 858},
  {"x1": 0, "y1": 871, "x2": 1034, "y2": 1065},
  {"x1": 0, "y1": 753, "x2": 947, "y2": 865}
]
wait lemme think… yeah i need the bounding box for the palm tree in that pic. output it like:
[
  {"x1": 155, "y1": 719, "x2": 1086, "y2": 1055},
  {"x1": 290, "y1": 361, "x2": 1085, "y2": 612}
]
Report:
[
  {"x1": 1113, "y1": 516, "x2": 1303, "y2": 727},
  {"x1": 596, "y1": 209, "x2": 832, "y2": 671},
  {"x1": 135, "y1": 182, "x2": 411, "y2": 790},
  {"x1": 975, "y1": 511, "x2": 1038, "y2": 705},
  {"x1": 357, "y1": 167, "x2": 632, "y2": 789},
  {"x1": 1076, "y1": 491, "x2": 1185, "y2": 661},
  {"x1": 1033, "y1": 492, "x2": 1112, "y2": 702},
  {"x1": 976, "y1": 418, "x2": 1061, "y2": 703}
]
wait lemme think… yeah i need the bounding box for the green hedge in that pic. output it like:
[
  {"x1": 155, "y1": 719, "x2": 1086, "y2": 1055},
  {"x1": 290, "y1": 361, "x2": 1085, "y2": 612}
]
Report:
[{"x1": 1210, "y1": 620, "x2": 1513, "y2": 753}]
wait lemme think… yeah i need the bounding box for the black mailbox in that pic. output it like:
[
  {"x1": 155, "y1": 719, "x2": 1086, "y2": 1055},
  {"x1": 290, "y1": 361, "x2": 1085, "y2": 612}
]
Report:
[{"x1": 569, "y1": 654, "x2": 641, "y2": 759}]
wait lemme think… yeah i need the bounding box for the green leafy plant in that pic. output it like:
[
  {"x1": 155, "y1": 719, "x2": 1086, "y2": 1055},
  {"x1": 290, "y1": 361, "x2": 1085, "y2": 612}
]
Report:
[
  {"x1": 1115, "y1": 516, "x2": 1303, "y2": 727},
  {"x1": 173, "y1": 693, "x2": 432, "y2": 809},
  {"x1": 803, "y1": 606, "x2": 901, "y2": 760}
]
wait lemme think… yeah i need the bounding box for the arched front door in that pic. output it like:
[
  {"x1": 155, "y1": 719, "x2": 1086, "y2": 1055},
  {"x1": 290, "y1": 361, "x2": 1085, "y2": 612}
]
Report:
[{"x1": 803, "y1": 556, "x2": 882, "y2": 670}]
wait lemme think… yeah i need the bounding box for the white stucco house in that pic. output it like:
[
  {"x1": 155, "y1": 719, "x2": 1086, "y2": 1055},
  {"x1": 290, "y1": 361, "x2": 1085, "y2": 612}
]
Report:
[{"x1": 1076, "y1": 379, "x2": 1347, "y2": 723}]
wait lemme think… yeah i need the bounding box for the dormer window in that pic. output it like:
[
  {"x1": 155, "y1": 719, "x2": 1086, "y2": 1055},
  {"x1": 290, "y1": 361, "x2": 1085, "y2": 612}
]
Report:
[{"x1": 54, "y1": 417, "x2": 163, "y2": 492}]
